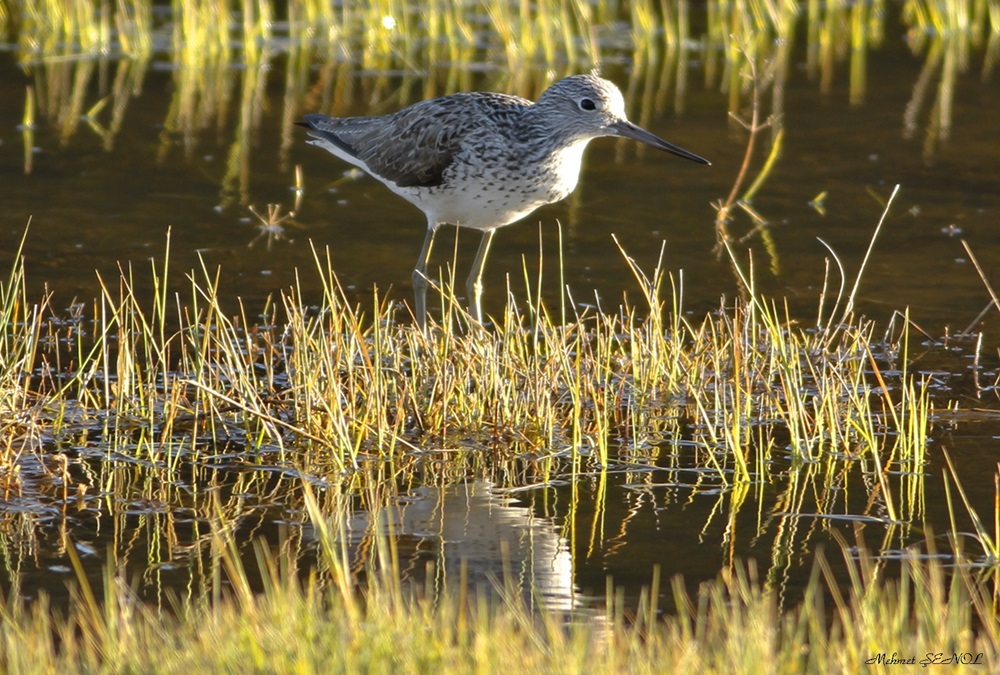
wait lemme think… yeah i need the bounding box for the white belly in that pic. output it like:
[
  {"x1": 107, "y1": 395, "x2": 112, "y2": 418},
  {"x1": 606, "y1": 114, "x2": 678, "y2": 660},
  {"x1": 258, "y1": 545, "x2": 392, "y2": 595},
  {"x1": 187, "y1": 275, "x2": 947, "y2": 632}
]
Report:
[{"x1": 392, "y1": 138, "x2": 590, "y2": 230}]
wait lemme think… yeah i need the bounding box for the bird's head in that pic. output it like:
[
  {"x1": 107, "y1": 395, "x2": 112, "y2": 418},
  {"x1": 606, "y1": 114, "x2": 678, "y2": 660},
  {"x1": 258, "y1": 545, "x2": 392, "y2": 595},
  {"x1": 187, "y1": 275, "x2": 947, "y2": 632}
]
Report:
[{"x1": 536, "y1": 74, "x2": 710, "y2": 165}]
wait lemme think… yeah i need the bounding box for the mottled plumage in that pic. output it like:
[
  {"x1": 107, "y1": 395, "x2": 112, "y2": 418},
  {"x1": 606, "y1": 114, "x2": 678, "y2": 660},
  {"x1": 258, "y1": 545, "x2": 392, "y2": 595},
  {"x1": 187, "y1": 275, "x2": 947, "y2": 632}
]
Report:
[{"x1": 299, "y1": 74, "x2": 709, "y2": 329}]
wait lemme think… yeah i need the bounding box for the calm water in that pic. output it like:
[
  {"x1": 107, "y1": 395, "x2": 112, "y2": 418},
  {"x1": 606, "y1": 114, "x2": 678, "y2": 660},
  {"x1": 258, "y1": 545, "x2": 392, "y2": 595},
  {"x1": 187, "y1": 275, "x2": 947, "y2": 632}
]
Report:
[{"x1": 2, "y1": 4, "x2": 1000, "y2": 614}]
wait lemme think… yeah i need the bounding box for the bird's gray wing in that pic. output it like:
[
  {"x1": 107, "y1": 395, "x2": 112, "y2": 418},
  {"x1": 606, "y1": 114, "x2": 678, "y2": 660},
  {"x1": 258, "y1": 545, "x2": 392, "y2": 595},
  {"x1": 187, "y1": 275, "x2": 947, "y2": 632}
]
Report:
[{"x1": 303, "y1": 93, "x2": 529, "y2": 188}]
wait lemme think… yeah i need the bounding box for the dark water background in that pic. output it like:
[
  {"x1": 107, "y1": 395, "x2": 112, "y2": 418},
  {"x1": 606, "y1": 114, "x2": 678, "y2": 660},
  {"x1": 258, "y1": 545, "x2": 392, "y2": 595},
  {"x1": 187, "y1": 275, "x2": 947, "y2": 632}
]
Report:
[{"x1": 2, "y1": 5, "x2": 1000, "y2": 616}]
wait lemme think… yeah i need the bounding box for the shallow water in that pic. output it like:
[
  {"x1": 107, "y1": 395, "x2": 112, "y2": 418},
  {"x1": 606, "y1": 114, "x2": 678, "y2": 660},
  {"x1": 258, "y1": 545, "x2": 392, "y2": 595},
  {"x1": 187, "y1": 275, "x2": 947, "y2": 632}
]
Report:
[{"x1": 2, "y1": 4, "x2": 1000, "y2": 615}]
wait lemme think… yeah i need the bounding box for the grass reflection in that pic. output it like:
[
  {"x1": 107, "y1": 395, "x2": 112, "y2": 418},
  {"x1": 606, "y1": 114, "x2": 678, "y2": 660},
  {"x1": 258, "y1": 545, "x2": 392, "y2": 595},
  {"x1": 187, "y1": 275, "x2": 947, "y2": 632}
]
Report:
[{"x1": 7, "y1": 0, "x2": 998, "y2": 177}]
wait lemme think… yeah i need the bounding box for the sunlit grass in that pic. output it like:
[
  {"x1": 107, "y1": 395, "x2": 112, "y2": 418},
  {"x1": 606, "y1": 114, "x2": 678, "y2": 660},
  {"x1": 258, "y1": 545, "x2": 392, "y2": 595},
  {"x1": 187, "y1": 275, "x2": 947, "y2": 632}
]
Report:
[
  {"x1": 0, "y1": 218, "x2": 933, "y2": 516},
  {"x1": 0, "y1": 230, "x2": 43, "y2": 495},
  {"x1": 0, "y1": 195, "x2": 959, "y2": 606}
]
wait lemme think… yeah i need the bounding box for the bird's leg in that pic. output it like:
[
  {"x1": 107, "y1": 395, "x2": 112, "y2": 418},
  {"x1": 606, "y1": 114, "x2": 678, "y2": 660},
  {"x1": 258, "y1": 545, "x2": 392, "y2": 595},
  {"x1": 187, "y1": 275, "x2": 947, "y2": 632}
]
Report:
[
  {"x1": 412, "y1": 226, "x2": 437, "y2": 331},
  {"x1": 466, "y1": 229, "x2": 495, "y2": 324}
]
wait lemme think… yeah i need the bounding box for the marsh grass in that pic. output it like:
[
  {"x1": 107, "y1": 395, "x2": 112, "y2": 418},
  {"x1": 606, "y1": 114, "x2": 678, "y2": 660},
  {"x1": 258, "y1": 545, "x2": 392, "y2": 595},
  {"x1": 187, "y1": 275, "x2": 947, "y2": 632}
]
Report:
[
  {"x1": 0, "y1": 213, "x2": 935, "y2": 569},
  {"x1": 96, "y1": 235, "x2": 927, "y2": 476},
  {"x1": 0, "y1": 230, "x2": 43, "y2": 476},
  {"x1": 0, "y1": 208, "x2": 932, "y2": 468},
  {"x1": 0, "y1": 193, "x2": 990, "y2": 672}
]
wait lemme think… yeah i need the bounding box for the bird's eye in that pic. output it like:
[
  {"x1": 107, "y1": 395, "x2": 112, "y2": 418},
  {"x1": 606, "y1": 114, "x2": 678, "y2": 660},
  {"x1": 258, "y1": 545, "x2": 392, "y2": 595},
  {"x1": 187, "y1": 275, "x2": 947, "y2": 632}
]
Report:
[{"x1": 579, "y1": 98, "x2": 596, "y2": 111}]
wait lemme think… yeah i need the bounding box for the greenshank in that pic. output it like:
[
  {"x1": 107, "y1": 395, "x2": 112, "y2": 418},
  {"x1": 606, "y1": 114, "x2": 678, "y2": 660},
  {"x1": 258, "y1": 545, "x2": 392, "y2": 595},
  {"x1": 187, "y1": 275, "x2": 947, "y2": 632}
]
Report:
[{"x1": 299, "y1": 74, "x2": 709, "y2": 329}]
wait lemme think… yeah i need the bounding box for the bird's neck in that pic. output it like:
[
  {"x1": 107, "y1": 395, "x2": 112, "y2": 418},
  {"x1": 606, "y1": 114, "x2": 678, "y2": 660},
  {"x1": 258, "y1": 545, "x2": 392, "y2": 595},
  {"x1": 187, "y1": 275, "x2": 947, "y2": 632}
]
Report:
[{"x1": 517, "y1": 106, "x2": 589, "y2": 158}]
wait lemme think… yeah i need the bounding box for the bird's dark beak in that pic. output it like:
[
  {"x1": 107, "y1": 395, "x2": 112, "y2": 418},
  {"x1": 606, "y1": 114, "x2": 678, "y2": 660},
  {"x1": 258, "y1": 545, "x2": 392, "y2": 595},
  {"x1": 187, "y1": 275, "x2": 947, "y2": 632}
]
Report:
[{"x1": 610, "y1": 121, "x2": 710, "y2": 165}]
